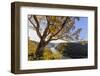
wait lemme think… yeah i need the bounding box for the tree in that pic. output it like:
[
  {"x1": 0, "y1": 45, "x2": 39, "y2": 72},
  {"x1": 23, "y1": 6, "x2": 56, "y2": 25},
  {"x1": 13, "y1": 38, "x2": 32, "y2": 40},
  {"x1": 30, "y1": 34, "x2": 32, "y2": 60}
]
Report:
[{"x1": 28, "y1": 15, "x2": 82, "y2": 59}]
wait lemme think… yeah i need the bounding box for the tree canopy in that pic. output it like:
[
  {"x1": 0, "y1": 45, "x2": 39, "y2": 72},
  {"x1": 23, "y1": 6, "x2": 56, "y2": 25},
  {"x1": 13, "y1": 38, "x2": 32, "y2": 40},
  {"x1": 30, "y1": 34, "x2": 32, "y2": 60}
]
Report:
[
  {"x1": 28, "y1": 15, "x2": 82, "y2": 59},
  {"x1": 28, "y1": 15, "x2": 82, "y2": 42}
]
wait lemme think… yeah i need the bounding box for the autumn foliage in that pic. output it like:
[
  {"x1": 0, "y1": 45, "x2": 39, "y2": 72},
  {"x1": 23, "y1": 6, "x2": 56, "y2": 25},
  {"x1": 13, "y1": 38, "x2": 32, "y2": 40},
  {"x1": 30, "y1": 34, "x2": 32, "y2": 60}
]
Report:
[
  {"x1": 28, "y1": 15, "x2": 82, "y2": 60},
  {"x1": 28, "y1": 40, "x2": 63, "y2": 60}
]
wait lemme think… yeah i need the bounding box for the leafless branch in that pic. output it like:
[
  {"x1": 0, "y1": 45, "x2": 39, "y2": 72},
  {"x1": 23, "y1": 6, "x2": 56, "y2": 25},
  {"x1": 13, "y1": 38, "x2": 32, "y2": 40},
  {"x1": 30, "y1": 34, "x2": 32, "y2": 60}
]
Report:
[
  {"x1": 42, "y1": 16, "x2": 50, "y2": 40},
  {"x1": 28, "y1": 15, "x2": 42, "y2": 39},
  {"x1": 33, "y1": 15, "x2": 40, "y2": 28},
  {"x1": 28, "y1": 16, "x2": 36, "y2": 28}
]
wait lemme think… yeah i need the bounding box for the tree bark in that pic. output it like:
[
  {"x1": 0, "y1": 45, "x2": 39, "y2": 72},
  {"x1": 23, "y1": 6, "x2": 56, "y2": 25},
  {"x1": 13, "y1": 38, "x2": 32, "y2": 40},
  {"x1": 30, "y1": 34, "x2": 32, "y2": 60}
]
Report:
[{"x1": 35, "y1": 40, "x2": 46, "y2": 59}]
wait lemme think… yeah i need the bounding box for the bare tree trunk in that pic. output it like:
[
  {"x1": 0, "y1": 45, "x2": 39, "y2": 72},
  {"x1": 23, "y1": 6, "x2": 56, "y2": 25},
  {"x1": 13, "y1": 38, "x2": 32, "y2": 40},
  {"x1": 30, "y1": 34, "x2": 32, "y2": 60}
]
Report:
[{"x1": 35, "y1": 40, "x2": 46, "y2": 59}]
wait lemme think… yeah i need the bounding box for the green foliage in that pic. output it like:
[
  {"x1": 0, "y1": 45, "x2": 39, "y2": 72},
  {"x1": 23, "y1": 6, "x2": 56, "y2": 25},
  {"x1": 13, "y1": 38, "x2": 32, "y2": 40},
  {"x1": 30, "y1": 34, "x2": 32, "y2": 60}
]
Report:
[
  {"x1": 28, "y1": 40, "x2": 63, "y2": 60},
  {"x1": 56, "y1": 43, "x2": 68, "y2": 54},
  {"x1": 80, "y1": 41, "x2": 87, "y2": 45},
  {"x1": 28, "y1": 40, "x2": 38, "y2": 60},
  {"x1": 42, "y1": 47, "x2": 62, "y2": 60}
]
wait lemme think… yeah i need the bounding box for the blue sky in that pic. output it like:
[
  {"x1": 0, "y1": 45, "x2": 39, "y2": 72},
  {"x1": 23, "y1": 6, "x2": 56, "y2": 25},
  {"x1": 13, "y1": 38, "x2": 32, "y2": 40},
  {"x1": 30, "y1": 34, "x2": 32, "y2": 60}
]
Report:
[{"x1": 74, "y1": 17, "x2": 88, "y2": 40}]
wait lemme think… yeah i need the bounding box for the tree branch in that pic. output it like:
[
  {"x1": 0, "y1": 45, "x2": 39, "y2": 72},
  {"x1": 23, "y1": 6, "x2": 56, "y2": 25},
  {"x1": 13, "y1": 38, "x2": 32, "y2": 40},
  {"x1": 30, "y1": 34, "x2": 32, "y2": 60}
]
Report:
[
  {"x1": 42, "y1": 16, "x2": 50, "y2": 40},
  {"x1": 28, "y1": 15, "x2": 42, "y2": 39},
  {"x1": 45, "y1": 36, "x2": 52, "y2": 45},
  {"x1": 52, "y1": 17, "x2": 68, "y2": 37},
  {"x1": 28, "y1": 16, "x2": 36, "y2": 28},
  {"x1": 33, "y1": 15, "x2": 40, "y2": 28},
  {"x1": 45, "y1": 17, "x2": 69, "y2": 43}
]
